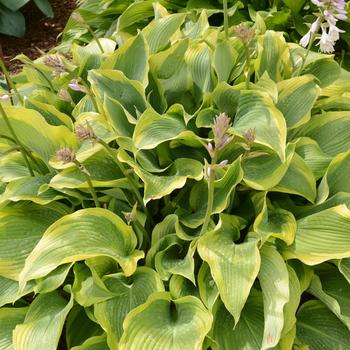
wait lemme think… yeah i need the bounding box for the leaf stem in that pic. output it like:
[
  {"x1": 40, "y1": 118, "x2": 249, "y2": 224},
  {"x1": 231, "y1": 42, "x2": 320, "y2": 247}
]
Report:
[
  {"x1": 79, "y1": 79, "x2": 100, "y2": 112},
  {"x1": 0, "y1": 58, "x2": 24, "y2": 105},
  {"x1": 0, "y1": 103, "x2": 34, "y2": 176},
  {"x1": 223, "y1": 0, "x2": 229, "y2": 40},
  {"x1": 74, "y1": 159, "x2": 100, "y2": 208},
  {"x1": 200, "y1": 154, "x2": 217, "y2": 235},
  {"x1": 87, "y1": 27, "x2": 105, "y2": 54},
  {"x1": 298, "y1": 32, "x2": 316, "y2": 76}
]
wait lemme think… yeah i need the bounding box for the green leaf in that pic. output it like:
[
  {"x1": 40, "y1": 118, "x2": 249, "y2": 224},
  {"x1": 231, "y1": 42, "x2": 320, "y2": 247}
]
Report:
[
  {"x1": 234, "y1": 90, "x2": 287, "y2": 160},
  {"x1": 296, "y1": 301, "x2": 350, "y2": 349},
  {"x1": 213, "y1": 39, "x2": 238, "y2": 83},
  {"x1": 0, "y1": 106, "x2": 78, "y2": 163},
  {"x1": 94, "y1": 267, "x2": 164, "y2": 348},
  {"x1": 259, "y1": 245, "x2": 289, "y2": 349},
  {"x1": 89, "y1": 70, "x2": 147, "y2": 118},
  {"x1": 13, "y1": 291, "x2": 73, "y2": 350},
  {"x1": 212, "y1": 291, "x2": 264, "y2": 350},
  {"x1": 197, "y1": 262, "x2": 219, "y2": 312},
  {"x1": 293, "y1": 111, "x2": 350, "y2": 157},
  {"x1": 277, "y1": 75, "x2": 319, "y2": 129},
  {"x1": 19, "y1": 208, "x2": 144, "y2": 288},
  {"x1": 142, "y1": 13, "x2": 186, "y2": 53},
  {"x1": 119, "y1": 292, "x2": 213, "y2": 350},
  {"x1": 0, "y1": 203, "x2": 69, "y2": 280},
  {"x1": 0, "y1": 276, "x2": 34, "y2": 307},
  {"x1": 308, "y1": 264, "x2": 350, "y2": 329},
  {"x1": 283, "y1": 205, "x2": 350, "y2": 264},
  {"x1": 33, "y1": 0, "x2": 53, "y2": 17},
  {"x1": 282, "y1": 0, "x2": 306, "y2": 14},
  {"x1": 103, "y1": 32, "x2": 149, "y2": 86},
  {"x1": 0, "y1": 6, "x2": 25, "y2": 37},
  {"x1": 272, "y1": 152, "x2": 317, "y2": 203},
  {"x1": 198, "y1": 225, "x2": 260, "y2": 325},
  {"x1": 0, "y1": 307, "x2": 27, "y2": 350},
  {"x1": 337, "y1": 258, "x2": 350, "y2": 284},
  {"x1": 71, "y1": 335, "x2": 108, "y2": 350}
]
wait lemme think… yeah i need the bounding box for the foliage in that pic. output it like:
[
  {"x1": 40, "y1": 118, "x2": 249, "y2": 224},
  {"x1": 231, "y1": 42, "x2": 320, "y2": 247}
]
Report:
[
  {"x1": 60, "y1": 0, "x2": 350, "y2": 68},
  {"x1": 1, "y1": 1, "x2": 350, "y2": 349},
  {"x1": 0, "y1": 0, "x2": 53, "y2": 37}
]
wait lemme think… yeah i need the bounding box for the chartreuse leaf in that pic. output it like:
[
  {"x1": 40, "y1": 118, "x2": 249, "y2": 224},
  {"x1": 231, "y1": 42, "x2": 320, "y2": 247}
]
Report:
[
  {"x1": 259, "y1": 245, "x2": 289, "y2": 349},
  {"x1": 142, "y1": 13, "x2": 186, "y2": 53},
  {"x1": 211, "y1": 81, "x2": 241, "y2": 118},
  {"x1": 13, "y1": 291, "x2": 73, "y2": 350},
  {"x1": 94, "y1": 267, "x2": 164, "y2": 348},
  {"x1": 212, "y1": 291, "x2": 264, "y2": 350},
  {"x1": 19, "y1": 208, "x2": 144, "y2": 288},
  {"x1": 283, "y1": 205, "x2": 350, "y2": 264},
  {"x1": 103, "y1": 32, "x2": 149, "y2": 86},
  {"x1": 0, "y1": 175, "x2": 64, "y2": 205},
  {"x1": 119, "y1": 292, "x2": 212, "y2": 350},
  {"x1": 296, "y1": 301, "x2": 350, "y2": 349},
  {"x1": 0, "y1": 106, "x2": 78, "y2": 163},
  {"x1": 89, "y1": 70, "x2": 147, "y2": 117},
  {"x1": 243, "y1": 143, "x2": 295, "y2": 190},
  {"x1": 72, "y1": 263, "x2": 115, "y2": 307},
  {"x1": 234, "y1": 90, "x2": 287, "y2": 160},
  {"x1": 198, "y1": 222, "x2": 260, "y2": 325},
  {"x1": 0, "y1": 203, "x2": 69, "y2": 280},
  {"x1": 0, "y1": 307, "x2": 27, "y2": 350},
  {"x1": 198, "y1": 262, "x2": 219, "y2": 312},
  {"x1": 0, "y1": 152, "x2": 33, "y2": 182},
  {"x1": 318, "y1": 150, "x2": 350, "y2": 203},
  {"x1": 253, "y1": 192, "x2": 297, "y2": 245},
  {"x1": 0, "y1": 276, "x2": 34, "y2": 307},
  {"x1": 213, "y1": 39, "x2": 238, "y2": 83},
  {"x1": 71, "y1": 335, "x2": 108, "y2": 350},
  {"x1": 294, "y1": 111, "x2": 350, "y2": 157},
  {"x1": 119, "y1": 149, "x2": 203, "y2": 204},
  {"x1": 169, "y1": 274, "x2": 198, "y2": 299},
  {"x1": 308, "y1": 264, "x2": 350, "y2": 329},
  {"x1": 272, "y1": 152, "x2": 317, "y2": 203},
  {"x1": 185, "y1": 42, "x2": 215, "y2": 92},
  {"x1": 255, "y1": 30, "x2": 291, "y2": 82},
  {"x1": 295, "y1": 137, "x2": 332, "y2": 180},
  {"x1": 276, "y1": 75, "x2": 319, "y2": 129}
]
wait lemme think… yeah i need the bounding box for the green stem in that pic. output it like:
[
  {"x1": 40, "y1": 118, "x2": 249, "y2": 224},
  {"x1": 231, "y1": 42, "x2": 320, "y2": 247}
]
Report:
[
  {"x1": 245, "y1": 46, "x2": 251, "y2": 89},
  {"x1": 200, "y1": 155, "x2": 217, "y2": 235},
  {"x1": 74, "y1": 160, "x2": 100, "y2": 208},
  {"x1": 0, "y1": 103, "x2": 34, "y2": 176},
  {"x1": 0, "y1": 59, "x2": 24, "y2": 105},
  {"x1": 79, "y1": 79, "x2": 99, "y2": 112},
  {"x1": 87, "y1": 26, "x2": 104, "y2": 54},
  {"x1": 134, "y1": 219, "x2": 151, "y2": 247},
  {"x1": 298, "y1": 31, "x2": 316, "y2": 76},
  {"x1": 223, "y1": 0, "x2": 229, "y2": 40},
  {"x1": 98, "y1": 139, "x2": 152, "y2": 221}
]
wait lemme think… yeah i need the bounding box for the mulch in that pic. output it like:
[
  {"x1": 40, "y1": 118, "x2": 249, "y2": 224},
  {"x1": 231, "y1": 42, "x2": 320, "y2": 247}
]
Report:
[{"x1": 0, "y1": 0, "x2": 76, "y2": 73}]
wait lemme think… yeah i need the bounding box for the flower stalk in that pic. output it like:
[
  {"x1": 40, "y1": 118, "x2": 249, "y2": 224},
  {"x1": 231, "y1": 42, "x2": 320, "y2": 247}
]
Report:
[
  {"x1": 0, "y1": 103, "x2": 34, "y2": 176},
  {"x1": 200, "y1": 113, "x2": 233, "y2": 235},
  {"x1": 223, "y1": 0, "x2": 229, "y2": 39},
  {"x1": 0, "y1": 58, "x2": 24, "y2": 105}
]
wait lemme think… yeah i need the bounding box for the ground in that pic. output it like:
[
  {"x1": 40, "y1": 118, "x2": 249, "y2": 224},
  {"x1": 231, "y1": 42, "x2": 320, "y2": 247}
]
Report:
[{"x1": 0, "y1": 0, "x2": 76, "y2": 73}]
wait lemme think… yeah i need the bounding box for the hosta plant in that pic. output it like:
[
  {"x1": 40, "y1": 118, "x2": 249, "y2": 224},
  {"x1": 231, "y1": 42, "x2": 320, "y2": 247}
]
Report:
[{"x1": 1, "y1": 2, "x2": 350, "y2": 349}]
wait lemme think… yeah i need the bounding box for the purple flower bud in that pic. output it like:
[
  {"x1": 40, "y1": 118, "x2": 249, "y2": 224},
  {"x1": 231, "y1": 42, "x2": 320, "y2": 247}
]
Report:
[
  {"x1": 0, "y1": 94, "x2": 9, "y2": 101},
  {"x1": 207, "y1": 143, "x2": 213, "y2": 152},
  {"x1": 207, "y1": 166, "x2": 211, "y2": 178},
  {"x1": 219, "y1": 160, "x2": 229, "y2": 166},
  {"x1": 68, "y1": 79, "x2": 86, "y2": 93}
]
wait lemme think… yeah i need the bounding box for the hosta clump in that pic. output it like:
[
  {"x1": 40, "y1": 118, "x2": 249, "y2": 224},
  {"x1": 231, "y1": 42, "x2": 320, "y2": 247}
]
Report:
[{"x1": 2, "y1": 2, "x2": 350, "y2": 349}]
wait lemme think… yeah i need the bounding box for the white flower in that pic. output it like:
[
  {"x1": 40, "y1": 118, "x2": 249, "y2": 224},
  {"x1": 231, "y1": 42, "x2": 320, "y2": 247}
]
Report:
[{"x1": 318, "y1": 26, "x2": 335, "y2": 53}]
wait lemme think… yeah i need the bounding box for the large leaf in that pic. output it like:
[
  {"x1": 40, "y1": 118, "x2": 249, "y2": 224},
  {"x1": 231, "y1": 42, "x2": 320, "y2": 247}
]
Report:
[
  {"x1": 276, "y1": 75, "x2": 319, "y2": 129},
  {"x1": 259, "y1": 245, "x2": 289, "y2": 349},
  {"x1": 119, "y1": 292, "x2": 213, "y2": 350},
  {"x1": 283, "y1": 205, "x2": 350, "y2": 264},
  {"x1": 13, "y1": 291, "x2": 73, "y2": 350},
  {"x1": 103, "y1": 32, "x2": 149, "y2": 86},
  {"x1": 0, "y1": 203, "x2": 69, "y2": 280},
  {"x1": 0, "y1": 106, "x2": 78, "y2": 163},
  {"x1": 234, "y1": 90, "x2": 286, "y2": 160},
  {"x1": 296, "y1": 301, "x2": 350, "y2": 349},
  {"x1": 94, "y1": 267, "x2": 164, "y2": 348},
  {"x1": 198, "y1": 225, "x2": 260, "y2": 325},
  {"x1": 308, "y1": 265, "x2": 350, "y2": 329},
  {"x1": 0, "y1": 307, "x2": 27, "y2": 350},
  {"x1": 19, "y1": 208, "x2": 144, "y2": 288},
  {"x1": 212, "y1": 291, "x2": 264, "y2": 350}
]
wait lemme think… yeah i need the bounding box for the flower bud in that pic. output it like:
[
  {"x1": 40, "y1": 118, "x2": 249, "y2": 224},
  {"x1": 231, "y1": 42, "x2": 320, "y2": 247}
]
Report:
[
  {"x1": 55, "y1": 147, "x2": 76, "y2": 164},
  {"x1": 68, "y1": 79, "x2": 86, "y2": 93}
]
